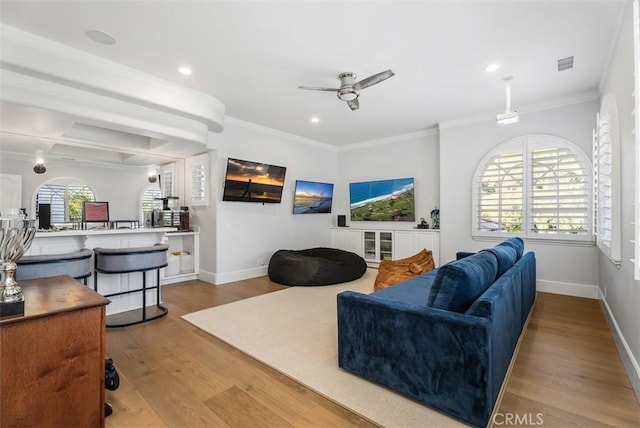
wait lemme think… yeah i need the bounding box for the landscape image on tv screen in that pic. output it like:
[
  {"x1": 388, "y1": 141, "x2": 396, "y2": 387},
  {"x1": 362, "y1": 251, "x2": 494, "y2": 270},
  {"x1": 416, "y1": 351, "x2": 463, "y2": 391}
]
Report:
[
  {"x1": 293, "y1": 180, "x2": 334, "y2": 214},
  {"x1": 349, "y1": 177, "x2": 415, "y2": 221},
  {"x1": 223, "y1": 158, "x2": 287, "y2": 203}
]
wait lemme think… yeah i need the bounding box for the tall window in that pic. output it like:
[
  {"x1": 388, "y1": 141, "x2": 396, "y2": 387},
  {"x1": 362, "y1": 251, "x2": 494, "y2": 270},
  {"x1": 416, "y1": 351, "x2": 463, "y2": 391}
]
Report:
[
  {"x1": 188, "y1": 152, "x2": 209, "y2": 206},
  {"x1": 35, "y1": 179, "x2": 96, "y2": 224},
  {"x1": 473, "y1": 135, "x2": 592, "y2": 242},
  {"x1": 160, "y1": 162, "x2": 176, "y2": 198},
  {"x1": 593, "y1": 95, "x2": 621, "y2": 264}
]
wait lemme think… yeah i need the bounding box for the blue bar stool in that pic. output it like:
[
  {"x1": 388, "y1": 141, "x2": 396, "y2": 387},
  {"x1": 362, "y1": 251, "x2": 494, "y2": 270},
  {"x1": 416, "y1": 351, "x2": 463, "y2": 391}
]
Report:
[
  {"x1": 93, "y1": 244, "x2": 169, "y2": 327},
  {"x1": 16, "y1": 249, "x2": 93, "y2": 284}
]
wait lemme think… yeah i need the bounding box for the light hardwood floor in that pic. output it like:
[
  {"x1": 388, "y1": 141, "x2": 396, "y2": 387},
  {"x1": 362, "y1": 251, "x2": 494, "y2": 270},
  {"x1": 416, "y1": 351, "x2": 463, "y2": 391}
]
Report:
[{"x1": 105, "y1": 278, "x2": 639, "y2": 427}]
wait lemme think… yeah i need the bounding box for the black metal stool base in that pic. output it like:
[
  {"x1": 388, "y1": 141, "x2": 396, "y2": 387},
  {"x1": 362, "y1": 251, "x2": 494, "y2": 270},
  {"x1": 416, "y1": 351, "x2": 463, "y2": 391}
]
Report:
[{"x1": 106, "y1": 304, "x2": 169, "y2": 328}]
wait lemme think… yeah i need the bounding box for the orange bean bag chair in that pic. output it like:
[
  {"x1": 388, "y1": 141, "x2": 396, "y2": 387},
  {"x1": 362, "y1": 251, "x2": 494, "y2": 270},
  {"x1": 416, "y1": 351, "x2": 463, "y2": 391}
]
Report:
[{"x1": 374, "y1": 248, "x2": 435, "y2": 291}]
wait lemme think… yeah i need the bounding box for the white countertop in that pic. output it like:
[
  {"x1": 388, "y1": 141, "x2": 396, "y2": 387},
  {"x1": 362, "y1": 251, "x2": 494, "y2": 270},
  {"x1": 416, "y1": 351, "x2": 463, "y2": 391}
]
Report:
[{"x1": 34, "y1": 227, "x2": 178, "y2": 238}]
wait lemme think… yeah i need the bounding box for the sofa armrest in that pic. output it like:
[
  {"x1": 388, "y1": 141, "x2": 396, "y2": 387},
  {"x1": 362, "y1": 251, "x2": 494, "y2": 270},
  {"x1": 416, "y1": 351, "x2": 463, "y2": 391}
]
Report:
[{"x1": 337, "y1": 291, "x2": 493, "y2": 427}]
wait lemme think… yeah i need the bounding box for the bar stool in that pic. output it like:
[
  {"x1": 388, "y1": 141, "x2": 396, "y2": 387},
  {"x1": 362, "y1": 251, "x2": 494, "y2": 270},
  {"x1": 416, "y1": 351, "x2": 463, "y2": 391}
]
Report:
[
  {"x1": 16, "y1": 249, "x2": 93, "y2": 284},
  {"x1": 93, "y1": 244, "x2": 169, "y2": 327}
]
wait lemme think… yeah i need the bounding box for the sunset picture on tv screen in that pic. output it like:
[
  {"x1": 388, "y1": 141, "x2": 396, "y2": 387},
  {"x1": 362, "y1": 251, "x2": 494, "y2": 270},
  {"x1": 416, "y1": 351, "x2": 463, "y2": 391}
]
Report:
[
  {"x1": 349, "y1": 177, "x2": 415, "y2": 221},
  {"x1": 223, "y1": 158, "x2": 287, "y2": 203},
  {"x1": 293, "y1": 180, "x2": 333, "y2": 214}
]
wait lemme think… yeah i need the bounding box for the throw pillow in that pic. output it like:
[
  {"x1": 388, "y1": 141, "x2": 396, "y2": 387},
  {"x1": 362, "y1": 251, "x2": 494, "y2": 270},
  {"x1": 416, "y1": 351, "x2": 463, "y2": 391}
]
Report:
[{"x1": 374, "y1": 249, "x2": 435, "y2": 291}]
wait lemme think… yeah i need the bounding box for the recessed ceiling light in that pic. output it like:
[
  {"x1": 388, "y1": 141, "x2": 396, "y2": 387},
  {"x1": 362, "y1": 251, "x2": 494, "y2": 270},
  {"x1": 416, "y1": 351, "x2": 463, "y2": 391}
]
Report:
[
  {"x1": 310, "y1": 117, "x2": 320, "y2": 124},
  {"x1": 178, "y1": 66, "x2": 193, "y2": 76},
  {"x1": 86, "y1": 29, "x2": 116, "y2": 45},
  {"x1": 485, "y1": 63, "x2": 501, "y2": 73}
]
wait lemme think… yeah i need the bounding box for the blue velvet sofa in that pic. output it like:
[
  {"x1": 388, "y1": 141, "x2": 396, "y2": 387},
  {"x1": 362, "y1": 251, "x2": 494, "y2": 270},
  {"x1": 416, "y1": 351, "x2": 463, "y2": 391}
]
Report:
[{"x1": 337, "y1": 238, "x2": 536, "y2": 427}]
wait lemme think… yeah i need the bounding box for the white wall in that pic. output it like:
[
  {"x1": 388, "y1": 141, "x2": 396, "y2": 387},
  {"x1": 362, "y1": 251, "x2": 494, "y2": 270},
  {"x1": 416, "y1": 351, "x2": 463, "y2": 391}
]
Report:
[
  {"x1": 0, "y1": 154, "x2": 153, "y2": 221},
  {"x1": 204, "y1": 118, "x2": 339, "y2": 284},
  {"x1": 597, "y1": 0, "x2": 640, "y2": 396},
  {"x1": 335, "y1": 130, "x2": 440, "y2": 230},
  {"x1": 439, "y1": 100, "x2": 601, "y2": 297}
]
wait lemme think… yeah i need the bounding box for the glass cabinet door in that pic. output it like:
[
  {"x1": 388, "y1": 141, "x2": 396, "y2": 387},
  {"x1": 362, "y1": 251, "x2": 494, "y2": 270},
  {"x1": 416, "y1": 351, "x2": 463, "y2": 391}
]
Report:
[
  {"x1": 379, "y1": 232, "x2": 393, "y2": 260},
  {"x1": 364, "y1": 231, "x2": 376, "y2": 260}
]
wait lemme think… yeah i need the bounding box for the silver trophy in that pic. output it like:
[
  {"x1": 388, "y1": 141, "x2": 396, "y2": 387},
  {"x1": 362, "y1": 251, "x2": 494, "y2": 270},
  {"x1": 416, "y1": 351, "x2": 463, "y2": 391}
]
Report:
[{"x1": 0, "y1": 217, "x2": 37, "y2": 317}]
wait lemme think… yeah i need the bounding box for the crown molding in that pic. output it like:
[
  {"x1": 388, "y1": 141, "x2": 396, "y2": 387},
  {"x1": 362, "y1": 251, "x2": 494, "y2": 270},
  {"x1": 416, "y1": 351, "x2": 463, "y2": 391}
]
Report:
[
  {"x1": 439, "y1": 90, "x2": 599, "y2": 130},
  {"x1": 339, "y1": 128, "x2": 439, "y2": 152}
]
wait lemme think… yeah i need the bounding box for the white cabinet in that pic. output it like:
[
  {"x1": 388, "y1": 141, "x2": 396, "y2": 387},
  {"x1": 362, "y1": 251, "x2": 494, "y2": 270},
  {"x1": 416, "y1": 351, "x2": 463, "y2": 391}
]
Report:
[
  {"x1": 330, "y1": 227, "x2": 440, "y2": 266},
  {"x1": 394, "y1": 229, "x2": 440, "y2": 266},
  {"x1": 330, "y1": 227, "x2": 363, "y2": 255},
  {"x1": 163, "y1": 229, "x2": 200, "y2": 284}
]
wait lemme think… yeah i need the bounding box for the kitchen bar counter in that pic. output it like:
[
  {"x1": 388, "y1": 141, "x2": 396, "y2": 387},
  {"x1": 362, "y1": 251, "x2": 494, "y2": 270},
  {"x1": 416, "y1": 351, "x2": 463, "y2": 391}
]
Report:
[
  {"x1": 24, "y1": 227, "x2": 178, "y2": 316},
  {"x1": 31, "y1": 226, "x2": 178, "y2": 238}
]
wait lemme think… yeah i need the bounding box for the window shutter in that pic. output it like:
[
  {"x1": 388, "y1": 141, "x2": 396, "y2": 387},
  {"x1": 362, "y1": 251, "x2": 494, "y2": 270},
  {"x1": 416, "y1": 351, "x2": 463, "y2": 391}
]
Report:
[
  {"x1": 529, "y1": 147, "x2": 589, "y2": 236},
  {"x1": 141, "y1": 187, "x2": 162, "y2": 212},
  {"x1": 477, "y1": 152, "x2": 524, "y2": 233},
  {"x1": 593, "y1": 95, "x2": 622, "y2": 264},
  {"x1": 160, "y1": 163, "x2": 175, "y2": 198},
  {"x1": 189, "y1": 153, "x2": 208, "y2": 206},
  {"x1": 473, "y1": 134, "x2": 592, "y2": 242}
]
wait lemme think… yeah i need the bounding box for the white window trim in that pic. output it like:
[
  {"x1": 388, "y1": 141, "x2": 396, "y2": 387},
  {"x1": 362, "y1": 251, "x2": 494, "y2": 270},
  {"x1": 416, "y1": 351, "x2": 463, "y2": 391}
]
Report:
[
  {"x1": 633, "y1": 0, "x2": 640, "y2": 280},
  {"x1": 472, "y1": 134, "x2": 593, "y2": 244}
]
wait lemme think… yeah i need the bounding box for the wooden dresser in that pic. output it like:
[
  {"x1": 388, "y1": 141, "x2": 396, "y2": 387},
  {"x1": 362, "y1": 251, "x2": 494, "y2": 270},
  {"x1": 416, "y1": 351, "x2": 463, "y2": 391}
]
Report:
[{"x1": 0, "y1": 275, "x2": 110, "y2": 427}]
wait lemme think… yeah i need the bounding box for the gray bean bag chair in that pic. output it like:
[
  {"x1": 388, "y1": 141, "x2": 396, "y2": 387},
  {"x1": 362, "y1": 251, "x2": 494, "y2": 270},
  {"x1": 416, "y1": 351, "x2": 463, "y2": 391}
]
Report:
[{"x1": 268, "y1": 247, "x2": 367, "y2": 286}]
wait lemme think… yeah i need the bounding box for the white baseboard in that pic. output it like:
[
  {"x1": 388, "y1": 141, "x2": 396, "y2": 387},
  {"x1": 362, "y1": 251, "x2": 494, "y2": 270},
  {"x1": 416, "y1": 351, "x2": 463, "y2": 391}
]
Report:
[
  {"x1": 536, "y1": 279, "x2": 599, "y2": 299},
  {"x1": 599, "y1": 296, "x2": 640, "y2": 400},
  {"x1": 199, "y1": 266, "x2": 268, "y2": 285},
  {"x1": 161, "y1": 273, "x2": 198, "y2": 285}
]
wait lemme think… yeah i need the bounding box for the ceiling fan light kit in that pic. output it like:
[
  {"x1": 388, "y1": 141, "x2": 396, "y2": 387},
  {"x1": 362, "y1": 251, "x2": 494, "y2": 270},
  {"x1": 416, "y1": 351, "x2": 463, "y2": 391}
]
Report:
[
  {"x1": 299, "y1": 69, "x2": 395, "y2": 111},
  {"x1": 496, "y1": 76, "x2": 519, "y2": 125}
]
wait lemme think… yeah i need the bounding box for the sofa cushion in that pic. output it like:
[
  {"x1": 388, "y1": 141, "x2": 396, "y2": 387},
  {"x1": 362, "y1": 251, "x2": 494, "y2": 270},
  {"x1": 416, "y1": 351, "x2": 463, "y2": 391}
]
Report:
[
  {"x1": 482, "y1": 244, "x2": 518, "y2": 279},
  {"x1": 427, "y1": 251, "x2": 498, "y2": 313},
  {"x1": 372, "y1": 269, "x2": 438, "y2": 306},
  {"x1": 496, "y1": 237, "x2": 524, "y2": 261}
]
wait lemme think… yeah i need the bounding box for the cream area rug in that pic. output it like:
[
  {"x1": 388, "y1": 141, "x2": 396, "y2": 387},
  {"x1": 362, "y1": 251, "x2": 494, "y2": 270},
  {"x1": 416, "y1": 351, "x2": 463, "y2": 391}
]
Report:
[{"x1": 182, "y1": 269, "x2": 464, "y2": 427}]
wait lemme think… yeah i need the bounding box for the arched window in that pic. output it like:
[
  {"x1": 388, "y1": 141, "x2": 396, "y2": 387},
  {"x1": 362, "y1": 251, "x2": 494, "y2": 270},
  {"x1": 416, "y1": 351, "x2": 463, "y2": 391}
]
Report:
[
  {"x1": 34, "y1": 178, "x2": 96, "y2": 224},
  {"x1": 472, "y1": 134, "x2": 592, "y2": 242}
]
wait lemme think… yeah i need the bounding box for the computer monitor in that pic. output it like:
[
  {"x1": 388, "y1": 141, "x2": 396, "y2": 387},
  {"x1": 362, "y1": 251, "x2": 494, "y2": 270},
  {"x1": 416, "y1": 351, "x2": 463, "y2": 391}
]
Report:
[{"x1": 82, "y1": 201, "x2": 109, "y2": 223}]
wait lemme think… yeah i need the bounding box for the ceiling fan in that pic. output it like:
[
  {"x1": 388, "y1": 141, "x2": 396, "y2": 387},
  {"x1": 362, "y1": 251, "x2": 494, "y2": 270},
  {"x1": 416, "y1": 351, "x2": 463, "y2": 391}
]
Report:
[{"x1": 298, "y1": 70, "x2": 395, "y2": 111}]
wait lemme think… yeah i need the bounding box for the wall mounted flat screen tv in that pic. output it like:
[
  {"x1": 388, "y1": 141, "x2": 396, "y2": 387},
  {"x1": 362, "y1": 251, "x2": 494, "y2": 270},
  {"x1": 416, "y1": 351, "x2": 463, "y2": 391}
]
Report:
[
  {"x1": 293, "y1": 180, "x2": 334, "y2": 214},
  {"x1": 82, "y1": 201, "x2": 109, "y2": 222},
  {"x1": 223, "y1": 158, "x2": 287, "y2": 203},
  {"x1": 349, "y1": 177, "x2": 415, "y2": 221}
]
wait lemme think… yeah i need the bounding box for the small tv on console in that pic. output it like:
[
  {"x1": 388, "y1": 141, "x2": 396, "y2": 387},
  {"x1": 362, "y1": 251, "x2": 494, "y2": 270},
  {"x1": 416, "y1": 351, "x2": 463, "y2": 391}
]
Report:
[
  {"x1": 223, "y1": 158, "x2": 287, "y2": 203},
  {"x1": 293, "y1": 180, "x2": 334, "y2": 214},
  {"x1": 349, "y1": 177, "x2": 415, "y2": 221},
  {"x1": 82, "y1": 201, "x2": 110, "y2": 223}
]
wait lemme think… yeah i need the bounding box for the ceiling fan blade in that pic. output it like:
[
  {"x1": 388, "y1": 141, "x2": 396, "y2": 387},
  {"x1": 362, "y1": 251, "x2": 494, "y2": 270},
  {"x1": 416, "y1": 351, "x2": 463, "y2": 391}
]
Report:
[
  {"x1": 347, "y1": 98, "x2": 360, "y2": 111},
  {"x1": 297, "y1": 86, "x2": 339, "y2": 92},
  {"x1": 353, "y1": 69, "x2": 395, "y2": 90}
]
